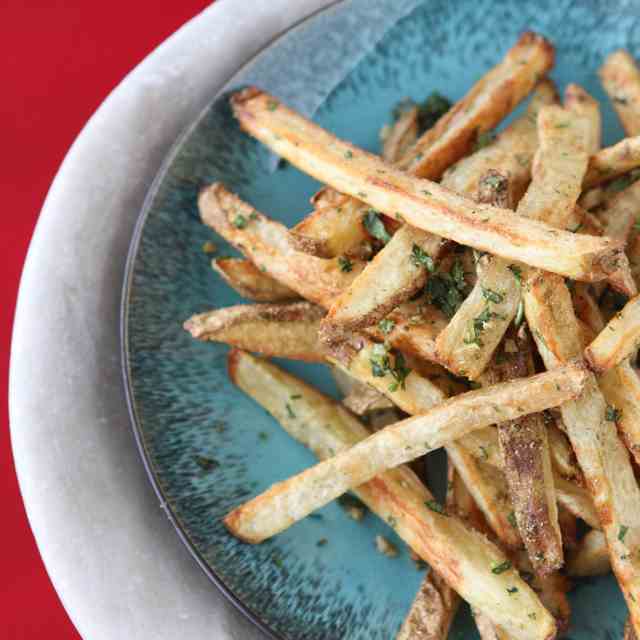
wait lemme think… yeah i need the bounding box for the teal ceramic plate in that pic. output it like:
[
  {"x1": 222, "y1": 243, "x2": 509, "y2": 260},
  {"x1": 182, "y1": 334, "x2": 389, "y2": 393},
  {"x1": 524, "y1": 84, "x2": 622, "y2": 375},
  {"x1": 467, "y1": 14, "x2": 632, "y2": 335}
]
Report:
[{"x1": 122, "y1": 1, "x2": 638, "y2": 637}]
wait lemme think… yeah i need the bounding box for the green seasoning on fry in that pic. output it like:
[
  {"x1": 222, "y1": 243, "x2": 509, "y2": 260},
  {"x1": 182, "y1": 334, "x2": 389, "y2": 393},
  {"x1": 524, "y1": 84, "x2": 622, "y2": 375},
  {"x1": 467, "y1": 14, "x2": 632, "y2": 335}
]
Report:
[
  {"x1": 425, "y1": 499, "x2": 447, "y2": 515},
  {"x1": 605, "y1": 405, "x2": 622, "y2": 423},
  {"x1": 338, "y1": 256, "x2": 353, "y2": 272},
  {"x1": 619, "y1": 525, "x2": 629, "y2": 542},
  {"x1": 363, "y1": 210, "x2": 392, "y2": 244},
  {"x1": 266, "y1": 99, "x2": 279, "y2": 111},
  {"x1": 285, "y1": 403, "x2": 296, "y2": 419},
  {"x1": 507, "y1": 511, "x2": 517, "y2": 527},
  {"x1": 344, "y1": 150, "x2": 353, "y2": 159},
  {"x1": 410, "y1": 244, "x2": 435, "y2": 271},
  {"x1": 507, "y1": 586, "x2": 518, "y2": 594},
  {"x1": 491, "y1": 560, "x2": 512, "y2": 575},
  {"x1": 425, "y1": 259, "x2": 468, "y2": 318},
  {"x1": 474, "y1": 129, "x2": 496, "y2": 151},
  {"x1": 378, "y1": 318, "x2": 396, "y2": 335},
  {"x1": 233, "y1": 214, "x2": 248, "y2": 229},
  {"x1": 481, "y1": 287, "x2": 504, "y2": 304}
]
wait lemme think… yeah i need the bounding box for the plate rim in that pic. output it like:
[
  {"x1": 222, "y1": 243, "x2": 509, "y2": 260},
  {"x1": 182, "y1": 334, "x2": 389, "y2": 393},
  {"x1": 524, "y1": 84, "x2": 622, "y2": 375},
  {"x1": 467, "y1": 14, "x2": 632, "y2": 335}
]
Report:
[{"x1": 119, "y1": 3, "x2": 343, "y2": 639}]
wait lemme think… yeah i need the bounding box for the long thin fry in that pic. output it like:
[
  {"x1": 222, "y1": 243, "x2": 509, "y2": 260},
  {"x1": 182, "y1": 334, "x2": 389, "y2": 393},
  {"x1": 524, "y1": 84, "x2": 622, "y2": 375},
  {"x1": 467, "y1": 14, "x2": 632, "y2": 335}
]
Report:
[
  {"x1": 523, "y1": 270, "x2": 640, "y2": 633},
  {"x1": 583, "y1": 136, "x2": 640, "y2": 188},
  {"x1": 598, "y1": 358, "x2": 640, "y2": 466},
  {"x1": 232, "y1": 88, "x2": 623, "y2": 282},
  {"x1": 600, "y1": 50, "x2": 640, "y2": 136},
  {"x1": 224, "y1": 364, "x2": 586, "y2": 543},
  {"x1": 212, "y1": 257, "x2": 300, "y2": 302},
  {"x1": 229, "y1": 350, "x2": 555, "y2": 640},
  {"x1": 184, "y1": 302, "x2": 325, "y2": 362},
  {"x1": 442, "y1": 79, "x2": 559, "y2": 204},
  {"x1": 396, "y1": 32, "x2": 555, "y2": 179},
  {"x1": 596, "y1": 180, "x2": 640, "y2": 246},
  {"x1": 564, "y1": 83, "x2": 601, "y2": 154},
  {"x1": 585, "y1": 294, "x2": 640, "y2": 372}
]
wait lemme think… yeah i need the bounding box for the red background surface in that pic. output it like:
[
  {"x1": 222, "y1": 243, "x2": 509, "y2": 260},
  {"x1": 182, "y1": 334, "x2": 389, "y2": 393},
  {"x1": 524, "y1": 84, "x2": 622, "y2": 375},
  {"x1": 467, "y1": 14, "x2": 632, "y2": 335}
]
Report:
[{"x1": 3, "y1": 3, "x2": 211, "y2": 637}]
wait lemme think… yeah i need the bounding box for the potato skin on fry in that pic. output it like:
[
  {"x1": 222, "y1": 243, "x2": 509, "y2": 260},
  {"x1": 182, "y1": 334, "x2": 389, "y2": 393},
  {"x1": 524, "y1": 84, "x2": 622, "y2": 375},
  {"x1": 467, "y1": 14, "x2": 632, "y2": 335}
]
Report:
[{"x1": 184, "y1": 301, "x2": 325, "y2": 362}]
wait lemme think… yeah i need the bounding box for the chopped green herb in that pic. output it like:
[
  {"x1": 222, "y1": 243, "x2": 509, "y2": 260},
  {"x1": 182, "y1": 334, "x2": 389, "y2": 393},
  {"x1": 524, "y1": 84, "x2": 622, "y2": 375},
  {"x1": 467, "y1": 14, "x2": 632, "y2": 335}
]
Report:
[
  {"x1": 425, "y1": 499, "x2": 447, "y2": 515},
  {"x1": 479, "y1": 446, "x2": 489, "y2": 461},
  {"x1": 474, "y1": 130, "x2": 496, "y2": 151},
  {"x1": 533, "y1": 329, "x2": 548, "y2": 349},
  {"x1": 258, "y1": 431, "x2": 269, "y2": 441},
  {"x1": 425, "y1": 259, "x2": 468, "y2": 318},
  {"x1": 378, "y1": 318, "x2": 396, "y2": 335},
  {"x1": 290, "y1": 394, "x2": 302, "y2": 400},
  {"x1": 508, "y1": 264, "x2": 522, "y2": 284},
  {"x1": 194, "y1": 455, "x2": 218, "y2": 472},
  {"x1": 464, "y1": 306, "x2": 506, "y2": 347},
  {"x1": 605, "y1": 405, "x2": 622, "y2": 423},
  {"x1": 507, "y1": 511, "x2": 517, "y2": 527},
  {"x1": 555, "y1": 122, "x2": 570, "y2": 128},
  {"x1": 491, "y1": 560, "x2": 512, "y2": 575},
  {"x1": 515, "y1": 300, "x2": 525, "y2": 327},
  {"x1": 233, "y1": 214, "x2": 248, "y2": 229},
  {"x1": 528, "y1": 613, "x2": 537, "y2": 620},
  {"x1": 515, "y1": 153, "x2": 530, "y2": 167},
  {"x1": 363, "y1": 210, "x2": 392, "y2": 244},
  {"x1": 395, "y1": 212, "x2": 405, "y2": 222},
  {"x1": 410, "y1": 244, "x2": 435, "y2": 271},
  {"x1": 266, "y1": 100, "x2": 279, "y2": 111},
  {"x1": 344, "y1": 150, "x2": 353, "y2": 159},
  {"x1": 507, "y1": 586, "x2": 518, "y2": 594},
  {"x1": 570, "y1": 223, "x2": 583, "y2": 233},
  {"x1": 422, "y1": 189, "x2": 432, "y2": 196},
  {"x1": 357, "y1": 191, "x2": 368, "y2": 198},
  {"x1": 387, "y1": 515, "x2": 398, "y2": 528},
  {"x1": 482, "y1": 287, "x2": 504, "y2": 304},
  {"x1": 619, "y1": 525, "x2": 629, "y2": 542},
  {"x1": 249, "y1": 212, "x2": 258, "y2": 220},
  {"x1": 285, "y1": 403, "x2": 296, "y2": 419},
  {"x1": 416, "y1": 92, "x2": 452, "y2": 133},
  {"x1": 338, "y1": 256, "x2": 353, "y2": 272}
]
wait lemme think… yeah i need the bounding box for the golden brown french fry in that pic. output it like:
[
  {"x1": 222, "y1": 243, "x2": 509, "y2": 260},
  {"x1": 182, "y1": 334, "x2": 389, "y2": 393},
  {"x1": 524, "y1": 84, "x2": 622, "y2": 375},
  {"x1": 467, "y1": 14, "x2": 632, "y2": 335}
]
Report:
[
  {"x1": 566, "y1": 529, "x2": 609, "y2": 577},
  {"x1": 434, "y1": 252, "x2": 521, "y2": 380},
  {"x1": 224, "y1": 364, "x2": 586, "y2": 544},
  {"x1": 599, "y1": 359, "x2": 640, "y2": 465},
  {"x1": 232, "y1": 88, "x2": 623, "y2": 282},
  {"x1": 442, "y1": 79, "x2": 559, "y2": 204},
  {"x1": 583, "y1": 136, "x2": 640, "y2": 188},
  {"x1": 478, "y1": 327, "x2": 563, "y2": 575},
  {"x1": 579, "y1": 186, "x2": 605, "y2": 210},
  {"x1": 516, "y1": 104, "x2": 590, "y2": 229},
  {"x1": 572, "y1": 282, "x2": 605, "y2": 336},
  {"x1": 564, "y1": 83, "x2": 601, "y2": 153},
  {"x1": 228, "y1": 350, "x2": 556, "y2": 640},
  {"x1": 557, "y1": 506, "x2": 578, "y2": 550},
  {"x1": 320, "y1": 226, "x2": 443, "y2": 339},
  {"x1": 600, "y1": 50, "x2": 640, "y2": 136},
  {"x1": 446, "y1": 441, "x2": 521, "y2": 549},
  {"x1": 327, "y1": 336, "x2": 446, "y2": 415},
  {"x1": 523, "y1": 270, "x2": 640, "y2": 633},
  {"x1": 397, "y1": 570, "x2": 459, "y2": 640},
  {"x1": 184, "y1": 302, "x2": 325, "y2": 362},
  {"x1": 627, "y1": 617, "x2": 639, "y2": 640},
  {"x1": 331, "y1": 367, "x2": 395, "y2": 414},
  {"x1": 381, "y1": 104, "x2": 420, "y2": 164},
  {"x1": 289, "y1": 197, "x2": 372, "y2": 259},
  {"x1": 596, "y1": 180, "x2": 640, "y2": 247},
  {"x1": 585, "y1": 294, "x2": 640, "y2": 372},
  {"x1": 211, "y1": 257, "x2": 300, "y2": 302},
  {"x1": 553, "y1": 475, "x2": 601, "y2": 530},
  {"x1": 396, "y1": 32, "x2": 555, "y2": 179}
]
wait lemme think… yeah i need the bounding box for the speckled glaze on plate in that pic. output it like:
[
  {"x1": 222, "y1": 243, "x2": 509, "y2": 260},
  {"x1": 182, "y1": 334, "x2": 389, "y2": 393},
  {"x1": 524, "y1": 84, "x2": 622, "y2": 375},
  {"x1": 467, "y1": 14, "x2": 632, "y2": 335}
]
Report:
[{"x1": 122, "y1": 1, "x2": 640, "y2": 637}]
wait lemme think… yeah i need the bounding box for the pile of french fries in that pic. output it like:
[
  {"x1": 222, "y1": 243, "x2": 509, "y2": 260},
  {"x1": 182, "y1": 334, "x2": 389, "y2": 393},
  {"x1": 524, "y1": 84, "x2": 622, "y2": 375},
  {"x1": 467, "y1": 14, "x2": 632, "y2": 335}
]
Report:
[{"x1": 183, "y1": 32, "x2": 640, "y2": 639}]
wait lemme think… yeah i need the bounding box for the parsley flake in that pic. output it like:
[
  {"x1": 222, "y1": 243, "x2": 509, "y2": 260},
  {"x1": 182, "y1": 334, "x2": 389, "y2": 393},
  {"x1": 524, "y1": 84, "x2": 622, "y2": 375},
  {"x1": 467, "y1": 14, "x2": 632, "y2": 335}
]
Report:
[
  {"x1": 425, "y1": 499, "x2": 447, "y2": 515},
  {"x1": 338, "y1": 256, "x2": 353, "y2": 272},
  {"x1": 491, "y1": 560, "x2": 512, "y2": 575},
  {"x1": 619, "y1": 525, "x2": 629, "y2": 542},
  {"x1": 410, "y1": 244, "x2": 435, "y2": 271},
  {"x1": 233, "y1": 214, "x2": 248, "y2": 229},
  {"x1": 363, "y1": 210, "x2": 392, "y2": 244}
]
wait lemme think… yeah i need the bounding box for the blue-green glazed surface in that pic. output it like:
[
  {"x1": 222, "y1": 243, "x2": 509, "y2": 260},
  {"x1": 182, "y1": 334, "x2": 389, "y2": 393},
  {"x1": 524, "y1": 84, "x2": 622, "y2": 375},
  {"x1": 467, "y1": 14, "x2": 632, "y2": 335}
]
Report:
[{"x1": 123, "y1": 0, "x2": 639, "y2": 637}]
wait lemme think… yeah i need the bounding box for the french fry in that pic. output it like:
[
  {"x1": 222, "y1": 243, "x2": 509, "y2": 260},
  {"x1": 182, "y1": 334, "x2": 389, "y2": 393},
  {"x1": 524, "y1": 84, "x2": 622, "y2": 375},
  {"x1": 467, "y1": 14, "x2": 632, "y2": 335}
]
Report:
[
  {"x1": 446, "y1": 441, "x2": 521, "y2": 548},
  {"x1": 397, "y1": 32, "x2": 555, "y2": 179},
  {"x1": 320, "y1": 225, "x2": 443, "y2": 339},
  {"x1": 184, "y1": 302, "x2": 325, "y2": 362},
  {"x1": 553, "y1": 474, "x2": 601, "y2": 530},
  {"x1": 232, "y1": 88, "x2": 623, "y2": 282},
  {"x1": 228, "y1": 350, "x2": 556, "y2": 640},
  {"x1": 516, "y1": 104, "x2": 591, "y2": 229},
  {"x1": 600, "y1": 50, "x2": 640, "y2": 136},
  {"x1": 566, "y1": 529, "x2": 609, "y2": 577},
  {"x1": 596, "y1": 180, "x2": 640, "y2": 246},
  {"x1": 381, "y1": 104, "x2": 420, "y2": 163},
  {"x1": 442, "y1": 79, "x2": 559, "y2": 205},
  {"x1": 434, "y1": 251, "x2": 521, "y2": 380},
  {"x1": 331, "y1": 367, "x2": 395, "y2": 414},
  {"x1": 572, "y1": 282, "x2": 605, "y2": 336},
  {"x1": 627, "y1": 617, "x2": 639, "y2": 640},
  {"x1": 212, "y1": 257, "x2": 300, "y2": 302},
  {"x1": 224, "y1": 364, "x2": 586, "y2": 544},
  {"x1": 598, "y1": 358, "x2": 640, "y2": 465},
  {"x1": 478, "y1": 326, "x2": 563, "y2": 575},
  {"x1": 585, "y1": 294, "x2": 640, "y2": 372},
  {"x1": 523, "y1": 270, "x2": 640, "y2": 633},
  {"x1": 564, "y1": 83, "x2": 601, "y2": 153},
  {"x1": 289, "y1": 197, "x2": 372, "y2": 259},
  {"x1": 583, "y1": 136, "x2": 640, "y2": 188},
  {"x1": 557, "y1": 506, "x2": 578, "y2": 550}
]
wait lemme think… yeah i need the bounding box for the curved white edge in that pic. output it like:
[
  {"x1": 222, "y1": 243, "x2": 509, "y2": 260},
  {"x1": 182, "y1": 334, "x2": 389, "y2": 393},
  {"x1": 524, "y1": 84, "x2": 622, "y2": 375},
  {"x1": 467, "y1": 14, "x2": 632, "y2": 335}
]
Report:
[{"x1": 9, "y1": 2, "x2": 331, "y2": 639}]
